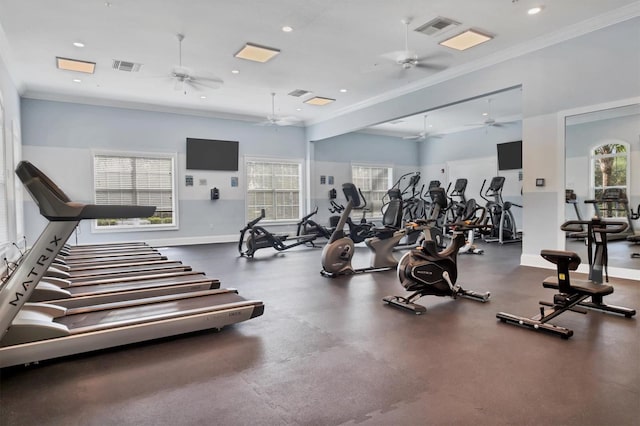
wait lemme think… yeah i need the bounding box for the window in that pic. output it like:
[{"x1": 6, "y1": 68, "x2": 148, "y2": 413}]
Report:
[
  {"x1": 351, "y1": 164, "x2": 392, "y2": 216},
  {"x1": 93, "y1": 153, "x2": 177, "y2": 230},
  {"x1": 246, "y1": 159, "x2": 302, "y2": 221},
  {"x1": 590, "y1": 142, "x2": 629, "y2": 218}
]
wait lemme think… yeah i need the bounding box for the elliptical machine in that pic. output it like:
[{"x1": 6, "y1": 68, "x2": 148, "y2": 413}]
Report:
[
  {"x1": 321, "y1": 183, "x2": 406, "y2": 277},
  {"x1": 238, "y1": 209, "x2": 318, "y2": 257},
  {"x1": 383, "y1": 218, "x2": 491, "y2": 315},
  {"x1": 296, "y1": 206, "x2": 334, "y2": 240},
  {"x1": 480, "y1": 176, "x2": 521, "y2": 244}
]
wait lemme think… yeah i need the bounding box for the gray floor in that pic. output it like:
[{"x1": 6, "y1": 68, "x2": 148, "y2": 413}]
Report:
[{"x1": 1, "y1": 240, "x2": 639, "y2": 425}]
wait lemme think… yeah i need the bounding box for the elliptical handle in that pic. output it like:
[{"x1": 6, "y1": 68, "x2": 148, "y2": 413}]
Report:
[{"x1": 479, "y1": 179, "x2": 490, "y2": 203}]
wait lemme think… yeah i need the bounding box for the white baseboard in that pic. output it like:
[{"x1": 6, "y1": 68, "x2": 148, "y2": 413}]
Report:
[{"x1": 145, "y1": 234, "x2": 239, "y2": 247}]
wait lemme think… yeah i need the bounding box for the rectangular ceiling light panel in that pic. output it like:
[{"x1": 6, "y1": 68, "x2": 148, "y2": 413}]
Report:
[
  {"x1": 56, "y1": 57, "x2": 96, "y2": 73},
  {"x1": 439, "y1": 29, "x2": 493, "y2": 51},
  {"x1": 234, "y1": 43, "x2": 280, "y2": 63},
  {"x1": 304, "y1": 96, "x2": 335, "y2": 106}
]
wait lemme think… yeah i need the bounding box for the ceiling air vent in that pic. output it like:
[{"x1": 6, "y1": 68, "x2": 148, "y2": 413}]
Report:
[
  {"x1": 288, "y1": 89, "x2": 311, "y2": 97},
  {"x1": 112, "y1": 60, "x2": 143, "y2": 72},
  {"x1": 414, "y1": 17, "x2": 460, "y2": 36}
]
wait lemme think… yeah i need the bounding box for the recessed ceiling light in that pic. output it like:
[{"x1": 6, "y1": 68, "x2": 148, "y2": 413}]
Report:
[
  {"x1": 282, "y1": 26, "x2": 293, "y2": 33},
  {"x1": 231, "y1": 69, "x2": 240, "y2": 74},
  {"x1": 296, "y1": 108, "x2": 302, "y2": 111},
  {"x1": 200, "y1": 95, "x2": 207, "y2": 99},
  {"x1": 72, "y1": 78, "x2": 82, "y2": 83},
  {"x1": 339, "y1": 89, "x2": 347, "y2": 93},
  {"x1": 439, "y1": 29, "x2": 493, "y2": 51},
  {"x1": 234, "y1": 43, "x2": 280, "y2": 63},
  {"x1": 56, "y1": 57, "x2": 96, "y2": 73},
  {"x1": 482, "y1": 112, "x2": 489, "y2": 116},
  {"x1": 528, "y1": 6, "x2": 543, "y2": 15},
  {"x1": 304, "y1": 96, "x2": 335, "y2": 106},
  {"x1": 73, "y1": 42, "x2": 85, "y2": 48}
]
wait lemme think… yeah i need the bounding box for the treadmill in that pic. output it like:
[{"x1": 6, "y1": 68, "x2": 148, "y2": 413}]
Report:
[{"x1": 0, "y1": 161, "x2": 264, "y2": 368}]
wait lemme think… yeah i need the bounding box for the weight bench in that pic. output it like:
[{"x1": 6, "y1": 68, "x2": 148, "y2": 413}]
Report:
[{"x1": 496, "y1": 249, "x2": 635, "y2": 339}]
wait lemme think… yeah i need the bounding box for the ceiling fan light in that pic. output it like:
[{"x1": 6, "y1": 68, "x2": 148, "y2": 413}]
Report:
[
  {"x1": 234, "y1": 43, "x2": 280, "y2": 63},
  {"x1": 439, "y1": 29, "x2": 493, "y2": 51}
]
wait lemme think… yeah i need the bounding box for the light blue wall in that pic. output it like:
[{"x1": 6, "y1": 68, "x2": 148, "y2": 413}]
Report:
[
  {"x1": 314, "y1": 132, "x2": 419, "y2": 166},
  {"x1": 419, "y1": 122, "x2": 523, "y2": 166},
  {"x1": 20, "y1": 99, "x2": 307, "y2": 245}
]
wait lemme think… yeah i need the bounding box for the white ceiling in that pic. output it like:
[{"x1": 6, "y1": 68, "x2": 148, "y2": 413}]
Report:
[{"x1": 0, "y1": 0, "x2": 636, "y2": 132}]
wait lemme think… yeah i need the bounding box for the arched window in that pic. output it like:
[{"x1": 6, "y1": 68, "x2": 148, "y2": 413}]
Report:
[{"x1": 590, "y1": 141, "x2": 630, "y2": 218}]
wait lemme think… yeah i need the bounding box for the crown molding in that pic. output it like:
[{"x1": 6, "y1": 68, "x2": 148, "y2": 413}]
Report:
[
  {"x1": 21, "y1": 90, "x2": 289, "y2": 124},
  {"x1": 307, "y1": 3, "x2": 640, "y2": 127}
]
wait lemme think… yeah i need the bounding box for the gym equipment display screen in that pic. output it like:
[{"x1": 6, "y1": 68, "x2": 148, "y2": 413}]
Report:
[
  {"x1": 186, "y1": 138, "x2": 239, "y2": 171},
  {"x1": 497, "y1": 141, "x2": 522, "y2": 170}
]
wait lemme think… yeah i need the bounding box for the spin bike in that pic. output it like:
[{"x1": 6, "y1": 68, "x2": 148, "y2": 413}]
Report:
[
  {"x1": 239, "y1": 209, "x2": 318, "y2": 257},
  {"x1": 496, "y1": 218, "x2": 636, "y2": 338},
  {"x1": 383, "y1": 216, "x2": 491, "y2": 315}
]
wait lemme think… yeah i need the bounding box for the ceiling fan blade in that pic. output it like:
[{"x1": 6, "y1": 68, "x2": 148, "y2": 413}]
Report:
[
  {"x1": 188, "y1": 79, "x2": 223, "y2": 90},
  {"x1": 414, "y1": 62, "x2": 447, "y2": 71},
  {"x1": 380, "y1": 50, "x2": 412, "y2": 62},
  {"x1": 195, "y1": 76, "x2": 224, "y2": 85}
]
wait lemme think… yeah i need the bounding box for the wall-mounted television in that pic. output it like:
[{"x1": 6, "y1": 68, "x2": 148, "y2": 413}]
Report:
[
  {"x1": 186, "y1": 138, "x2": 239, "y2": 171},
  {"x1": 497, "y1": 141, "x2": 522, "y2": 171}
]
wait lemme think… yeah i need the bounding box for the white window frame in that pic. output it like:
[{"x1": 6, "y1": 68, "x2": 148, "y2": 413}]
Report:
[
  {"x1": 589, "y1": 141, "x2": 630, "y2": 219},
  {"x1": 91, "y1": 150, "x2": 179, "y2": 232},
  {"x1": 351, "y1": 163, "x2": 393, "y2": 218},
  {"x1": 245, "y1": 157, "x2": 305, "y2": 224}
]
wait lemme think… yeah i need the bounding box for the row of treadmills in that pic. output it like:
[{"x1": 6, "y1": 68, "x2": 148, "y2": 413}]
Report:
[{"x1": 0, "y1": 161, "x2": 264, "y2": 368}]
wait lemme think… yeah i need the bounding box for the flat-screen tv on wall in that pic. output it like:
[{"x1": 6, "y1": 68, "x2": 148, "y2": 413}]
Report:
[
  {"x1": 497, "y1": 141, "x2": 522, "y2": 170},
  {"x1": 186, "y1": 138, "x2": 239, "y2": 171}
]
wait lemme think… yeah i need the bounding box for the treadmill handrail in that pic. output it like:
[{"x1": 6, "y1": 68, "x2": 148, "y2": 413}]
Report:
[{"x1": 16, "y1": 161, "x2": 155, "y2": 220}]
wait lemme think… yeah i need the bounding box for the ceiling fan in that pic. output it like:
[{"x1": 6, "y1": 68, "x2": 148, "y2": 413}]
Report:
[
  {"x1": 465, "y1": 98, "x2": 515, "y2": 129},
  {"x1": 169, "y1": 34, "x2": 223, "y2": 94},
  {"x1": 402, "y1": 115, "x2": 441, "y2": 140},
  {"x1": 380, "y1": 18, "x2": 446, "y2": 72},
  {"x1": 257, "y1": 93, "x2": 299, "y2": 126}
]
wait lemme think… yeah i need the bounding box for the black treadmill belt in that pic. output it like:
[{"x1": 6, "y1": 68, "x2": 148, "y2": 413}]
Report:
[
  {"x1": 66, "y1": 274, "x2": 216, "y2": 295},
  {"x1": 67, "y1": 262, "x2": 185, "y2": 278},
  {"x1": 58, "y1": 292, "x2": 250, "y2": 331},
  {"x1": 68, "y1": 266, "x2": 191, "y2": 284}
]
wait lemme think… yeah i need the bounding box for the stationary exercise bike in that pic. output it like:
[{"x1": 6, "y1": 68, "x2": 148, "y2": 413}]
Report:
[
  {"x1": 321, "y1": 183, "x2": 407, "y2": 277},
  {"x1": 496, "y1": 218, "x2": 636, "y2": 338},
  {"x1": 238, "y1": 209, "x2": 318, "y2": 257},
  {"x1": 383, "y1": 214, "x2": 491, "y2": 315}
]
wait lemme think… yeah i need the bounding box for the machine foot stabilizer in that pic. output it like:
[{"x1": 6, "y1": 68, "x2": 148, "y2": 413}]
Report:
[
  {"x1": 496, "y1": 312, "x2": 573, "y2": 339},
  {"x1": 382, "y1": 296, "x2": 427, "y2": 315}
]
